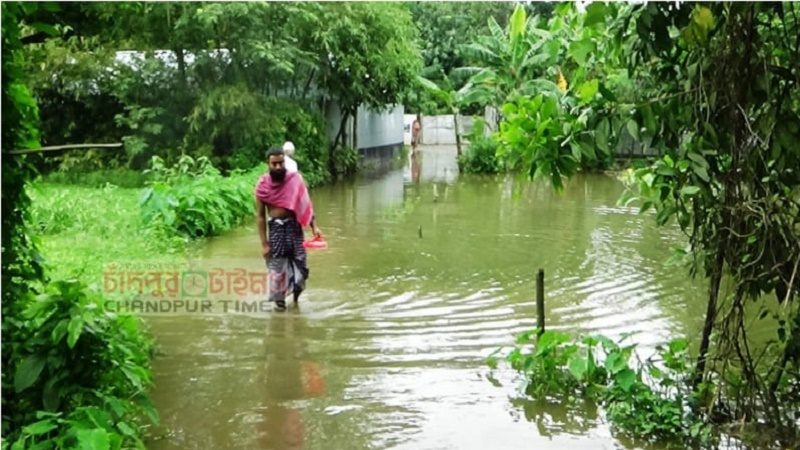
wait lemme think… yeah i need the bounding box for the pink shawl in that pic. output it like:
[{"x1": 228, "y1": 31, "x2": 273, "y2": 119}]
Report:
[{"x1": 254, "y1": 171, "x2": 314, "y2": 227}]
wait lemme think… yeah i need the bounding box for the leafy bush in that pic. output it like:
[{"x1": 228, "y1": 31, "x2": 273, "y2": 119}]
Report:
[
  {"x1": 490, "y1": 331, "x2": 713, "y2": 446},
  {"x1": 7, "y1": 280, "x2": 157, "y2": 449},
  {"x1": 185, "y1": 88, "x2": 331, "y2": 179},
  {"x1": 281, "y1": 103, "x2": 330, "y2": 184},
  {"x1": 458, "y1": 117, "x2": 500, "y2": 174},
  {"x1": 331, "y1": 146, "x2": 360, "y2": 177},
  {"x1": 139, "y1": 156, "x2": 259, "y2": 238}
]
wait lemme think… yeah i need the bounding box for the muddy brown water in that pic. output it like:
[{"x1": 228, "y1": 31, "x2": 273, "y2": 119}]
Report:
[{"x1": 146, "y1": 145, "x2": 710, "y2": 449}]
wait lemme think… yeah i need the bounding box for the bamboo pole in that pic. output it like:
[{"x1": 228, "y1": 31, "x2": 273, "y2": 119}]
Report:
[
  {"x1": 536, "y1": 269, "x2": 545, "y2": 335},
  {"x1": 7, "y1": 143, "x2": 123, "y2": 155}
]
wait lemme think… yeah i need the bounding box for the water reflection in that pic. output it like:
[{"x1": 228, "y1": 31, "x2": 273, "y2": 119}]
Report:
[
  {"x1": 257, "y1": 309, "x2": 325, "y2": 449},
  {"x1": 510, "y1": 397, "x2": 601, "y2": 438},
  {"x1": 404, "y1": 145, "x2": 459, "y2": 186}
]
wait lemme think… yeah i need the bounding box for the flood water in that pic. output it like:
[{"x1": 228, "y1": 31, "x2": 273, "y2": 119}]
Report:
[{"x1": 146, "y1": 145, "x2": 709, "y2": 449}]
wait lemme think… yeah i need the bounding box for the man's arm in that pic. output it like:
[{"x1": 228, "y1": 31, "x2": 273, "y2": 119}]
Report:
[
  {"x1": 256, "y1": 199, "x2": 270, "y2": 258},
  {"x1": 310, "y1": 215, "x2": 322, "y2": 238}
]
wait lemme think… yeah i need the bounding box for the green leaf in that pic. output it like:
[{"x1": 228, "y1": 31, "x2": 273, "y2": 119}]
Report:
[
  {"x1": 687, "y1": 152, "x2": 709, "y2": 168},
  {"x1": 595, "y1": 118, "x2": 610, "y2": 153},
  {"x1": 23, "y1": 419, "x2": 58, "y2": 436},
  {"x1": 693, "y1": 6, "x2": 715, "y2": 31},
  {"x1": 67, "y1": 316, "x2": 84, "y2": 348},
  {"x1": 76, "y1": 429, "x2": 110, "y2": 450},
  {"x1": 116, "y1": 421, "x2": 137, "y2": 438},
  {"x1": 615, "y1": 368, "x2": 636, "y2": 392},
  {"x1": 509, "y1": 5, "x2": 527, "y2": 41},
  {"x1": 120, "y1": 365, "x2": 143, "y2": 390},
  {"x1": 52, "y1": 319, "x2": 69, "y2": 343},
  {"x1": 417, "y1": 76, "x2": 443, "y2": 93},
  {"x1": 569, "y1": 356, "x2": 588, "y2": 380},
  {"x1": 15, "y1": 354, "x2": 47, "y2": 392},
  {"x1": 30, "y1": 22, "x2": 59, "y2": 37},
  {"x1": 568, "y1": 38, "x2": 596, "y2": 66},
  {"x1": 27, "y1": 441, "x2": 54, "y2": 450},
  {"x1": 43, "y1": 377, "x2": 61, "y2": 411},
  {"x1": 668, "y1": 339, "x2": 688, "y2": 353},
  {"x1": 535, "y1": 331, "x2": 570, "y2": 356},
  {"x1": 656, "y1": 166, "x2": 676, "y2": 177},
  {"x1": 681, "y1": 186, "x2": 701, "y2": 196},
  {"x1": 626, "y1": 119, "x2": 639, "y2": 140},
  {"x1": 604, "y1": 351, "x2": 627, "y2": 374},
  {"x1": 649, "y1": 366, "x2": 663, "y2": 379},
  {"x1": 693, "y1": 165, "x2": 710, "y2": 182},
  {"x1": 583, "y1": 2, "x2": 609, "y2": 27},
  {"x1": 515, "y1": 330, "x2": 535, "y2": 345},
  {"x1": 577, "y1": 79, "x2": 599, "y2": 103}
]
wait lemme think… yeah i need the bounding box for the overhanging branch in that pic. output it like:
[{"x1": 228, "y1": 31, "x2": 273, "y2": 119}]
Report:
[{"x1": 5, "y1": 143, "x2": 123, "y2": 155}]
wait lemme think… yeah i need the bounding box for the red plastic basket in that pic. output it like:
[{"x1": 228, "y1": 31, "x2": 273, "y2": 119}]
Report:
[{"x1": 303, "y1": 235, "x2": 328, "y2": 249}]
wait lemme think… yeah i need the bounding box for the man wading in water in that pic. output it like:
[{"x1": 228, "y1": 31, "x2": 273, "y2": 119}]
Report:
[{"x1": 255, "y1": 147, "x2": 322, "y2": 310}]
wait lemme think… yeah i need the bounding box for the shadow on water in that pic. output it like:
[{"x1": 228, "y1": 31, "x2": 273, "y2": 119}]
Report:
[{"x1": 146, "y1": 145, "x2": 712, "y2": 449}]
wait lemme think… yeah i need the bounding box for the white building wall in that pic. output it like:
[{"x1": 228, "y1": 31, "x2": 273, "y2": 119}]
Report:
[
  {"x1": 326, "y1": 103, "x2": 404, "y2": 151},
  {"x1": 420, "y1": 115, "x2": 474, "y2": 145},
  {"x1": 356, "y1": 104, "x2": 404, "y2": 150}
]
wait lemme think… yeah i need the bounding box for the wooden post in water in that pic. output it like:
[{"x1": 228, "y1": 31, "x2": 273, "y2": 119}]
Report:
[{"x1": 536, "y1": 269, "x2": 545, "y2": 335}]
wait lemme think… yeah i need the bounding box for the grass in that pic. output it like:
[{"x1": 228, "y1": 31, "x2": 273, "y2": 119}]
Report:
[
  {"x1": 27, "y1": 181, "x2": 192, "y2": 284},
  {"x1": 40, "y1": 168, "x2": 152, "y2": 188}
]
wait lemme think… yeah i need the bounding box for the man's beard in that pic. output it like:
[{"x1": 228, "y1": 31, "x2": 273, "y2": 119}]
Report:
[{"x1": 270, "y1": 169, "x2": 286, "y2": 182}]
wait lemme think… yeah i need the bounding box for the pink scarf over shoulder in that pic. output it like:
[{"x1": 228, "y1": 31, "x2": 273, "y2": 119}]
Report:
[{"x1": 254, "y1": 171, "x2": 314, "y2": 227}]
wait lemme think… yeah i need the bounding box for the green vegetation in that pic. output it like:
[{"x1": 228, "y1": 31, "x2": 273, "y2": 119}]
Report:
[
  {"x1": 140, "y1": 155, "x2": 259, "y2": 239},
  {"x1": 28, "y1": 180, "x2": 187, "y2": 281},
  {"x1": 3, "y1": 3, "x2": 158, "y2": 448},
  {"x1": 5, "y1": 1, "x2": 799, "y2": 447},
  {"x1": 479, "y1": 3, "x2": 800, "y2": 446},
  {"x1": 491, "y1": 331, "x2": 711, "y2": 446},
  {"x1": 25, "y1": 2, "x2": 421, "y2": 182},
  {"x1": 9, "y1": 280, "x2": 157, "y2": 450},
  {"x1": 457, "y1": 118, "x2": 499, "y2": 174},
  {"x1": 40, "y1": 169, "x2": 151, "y2": 189}
]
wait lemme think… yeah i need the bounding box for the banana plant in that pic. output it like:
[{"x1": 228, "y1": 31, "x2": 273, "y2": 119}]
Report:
[{"x1": 455, "y1": 4, "x2": 559, "y2": 111}]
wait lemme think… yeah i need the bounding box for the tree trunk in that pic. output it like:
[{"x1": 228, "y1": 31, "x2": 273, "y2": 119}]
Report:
[
  {"x1": 453, "y1": 109, "x2": 462, "y2": 157},
  {"x1": 693, "y1": 250, "x2": 725, "y2": 389},
  {"x1": 330, "y1": 108, "x2": 349, "y2": 175},
  {"x1": 175, "y1": 47, "x2": 187, "y2": 89},
  {"x1": 352, "y1": 107, "x2": 358, "y2": 152},
  {"x1": 302, "y1": 69, "x2": 316, "y2": 100}
]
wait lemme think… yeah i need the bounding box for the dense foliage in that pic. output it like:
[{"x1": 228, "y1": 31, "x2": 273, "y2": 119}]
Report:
[
  {"x1": 3, "y1": 3, "x2": 160, "y2": 449},
  {"x1": 6, "y1": 2, "x2": 799, "y2": 447},
  {"x1": 23, "y1": 2, "x2": 421, "y2": 179},
  {"x1": 491, "y1": 331, "x2": 712, "y2": 446},
  {"x1": 457, "y1": 118, "x2": 499, "y2": 174},
  {"x1": 140, "y1": 155, "x2": 259, "y2": 239},
  {"x1": 483, "y1": 3, "x2": 800, "y2": 445}
]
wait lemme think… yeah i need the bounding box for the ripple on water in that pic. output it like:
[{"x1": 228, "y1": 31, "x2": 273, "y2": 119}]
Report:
[{"x1": 147, "y1": 169, "x2": 706, "y2": 450}]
